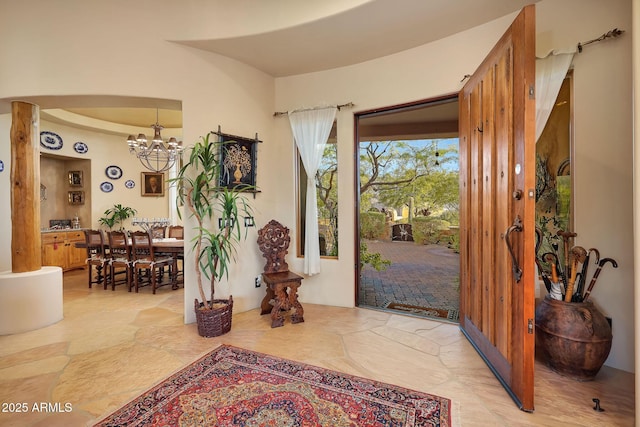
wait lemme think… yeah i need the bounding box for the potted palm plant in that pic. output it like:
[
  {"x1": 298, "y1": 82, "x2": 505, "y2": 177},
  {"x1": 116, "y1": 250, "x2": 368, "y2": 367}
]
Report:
[
  {"x1": 98, "y1": 204, "x2": 137, "y2": 231},
  {"x1": 171, "y1": 133, "x2": 253, "y2": 337}
]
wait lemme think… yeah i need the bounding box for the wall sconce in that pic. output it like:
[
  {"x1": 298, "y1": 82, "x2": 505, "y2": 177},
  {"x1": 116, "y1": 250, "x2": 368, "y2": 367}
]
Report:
[
  {"x1": 218, "y1": 218, "x2": 235, "y2": 228},
  {"x1": 244, "y1": 216, "x2": 255, "y2": 227}
]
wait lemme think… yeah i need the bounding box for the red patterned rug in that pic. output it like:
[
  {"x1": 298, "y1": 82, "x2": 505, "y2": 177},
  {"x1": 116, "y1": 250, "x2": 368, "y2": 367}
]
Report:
[{"x1": 94, "y1": 344, "x2": 451, "y2": 426}]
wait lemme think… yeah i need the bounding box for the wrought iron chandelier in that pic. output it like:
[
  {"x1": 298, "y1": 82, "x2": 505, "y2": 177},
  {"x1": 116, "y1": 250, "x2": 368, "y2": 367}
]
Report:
[{"x1": 127, "y1": 109, "x2": 183, "y2": 172}]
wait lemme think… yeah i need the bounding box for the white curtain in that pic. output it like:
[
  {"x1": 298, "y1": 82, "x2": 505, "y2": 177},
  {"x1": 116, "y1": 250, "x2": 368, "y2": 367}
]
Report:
[
  {"x1": 288, "y1": 107, "x2": 337, "y2": 275},
  {"x1": 536, "y1": 50, "x2": 575, "y2": 142}
]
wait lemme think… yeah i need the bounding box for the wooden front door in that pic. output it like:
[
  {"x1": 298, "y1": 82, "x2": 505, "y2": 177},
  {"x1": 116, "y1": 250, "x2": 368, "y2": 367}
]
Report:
[{"x1": 458, "y1": 5, "x2": 536, "y2": 411}]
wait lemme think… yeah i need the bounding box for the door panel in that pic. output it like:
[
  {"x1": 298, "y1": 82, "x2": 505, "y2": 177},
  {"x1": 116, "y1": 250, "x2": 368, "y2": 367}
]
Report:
[{"x1": 458, "y1": 5, "x2": 536, "y2": 411}]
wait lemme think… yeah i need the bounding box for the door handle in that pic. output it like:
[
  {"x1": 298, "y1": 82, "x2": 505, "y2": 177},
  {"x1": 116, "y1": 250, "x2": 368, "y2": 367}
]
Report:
[{"x1": 505, "y1": 216, "x2": 523, "y2": 282}]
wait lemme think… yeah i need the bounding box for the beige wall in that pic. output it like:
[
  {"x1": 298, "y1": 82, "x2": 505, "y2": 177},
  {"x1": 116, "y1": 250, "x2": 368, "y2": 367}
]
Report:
[
  {"x1": 274, "y1": 0, "x2": 634, "y2": 372},
  {"x1": 273, "y1": 11, "x2": 517, "y2": 308},
  {"x1": 538, "y1": 0, "x2": 633, "y2": 373},
  {"x1": 38, "y1": 120, "x2": 171, "y2": 230},
  {"x1": 0, "y1": 0, "x2": 634, "y2": 372},
  {"x1": 0, "y1": 0, "x2": 275, "y2": 323}
]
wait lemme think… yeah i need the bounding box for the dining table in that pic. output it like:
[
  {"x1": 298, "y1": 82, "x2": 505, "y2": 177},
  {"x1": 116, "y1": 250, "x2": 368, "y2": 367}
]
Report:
[
  {"x1": 150, "y1": 238, "x2": 185, "y2": 288},
  {"x1": 75, "y1": 236, "x2": 185, "y2": 288},
  {"x1": 75, "y1": 236, "x2": 184, "y2": 253}
]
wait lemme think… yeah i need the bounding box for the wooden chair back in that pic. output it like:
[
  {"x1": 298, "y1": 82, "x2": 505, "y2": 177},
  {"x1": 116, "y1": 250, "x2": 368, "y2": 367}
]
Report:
[
  {"x1": 130, "y1": 231, "x2": 176, "y2": 294},
  {"x1": 83, "y1": 229, "x2": 108, "y2": 289},
  {"x1": 108, "y1": 231, "x2": 130, "y2": 261},
  {"x1": 130, "y1": 231, "x2": 154, "y2": 261},
  {"x1": 257, "y1": 220, "x2": 292, "y2": 274},
  {"x1": 107, "y1": 230, "x2": 131, "y2": 290},
  {"x1": 150, "y1": 226, "x2": 166, "y2": 239},
  {"x1": 84, "y1": 229, "x2": 106, "y2": 260},
  {"x1": 168, "y1": 225, "x2": 184, "y2": 239}
]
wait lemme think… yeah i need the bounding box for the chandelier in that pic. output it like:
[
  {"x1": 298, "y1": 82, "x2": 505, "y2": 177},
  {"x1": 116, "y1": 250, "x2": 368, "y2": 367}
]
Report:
[{"x1": 127, "y1": 109, "x2": 183, "y2": 172}]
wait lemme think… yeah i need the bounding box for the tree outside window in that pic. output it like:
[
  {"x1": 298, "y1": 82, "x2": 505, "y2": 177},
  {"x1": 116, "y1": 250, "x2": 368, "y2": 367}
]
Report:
[{"x1": 297, "y1": 122, "x2": 338, "y2": 257}]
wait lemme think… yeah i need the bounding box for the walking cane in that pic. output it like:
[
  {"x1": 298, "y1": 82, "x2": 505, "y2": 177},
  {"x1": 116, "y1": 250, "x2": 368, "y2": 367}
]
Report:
[{"x1": 582, "y1": 258, "x2": 618, "y2": 303}]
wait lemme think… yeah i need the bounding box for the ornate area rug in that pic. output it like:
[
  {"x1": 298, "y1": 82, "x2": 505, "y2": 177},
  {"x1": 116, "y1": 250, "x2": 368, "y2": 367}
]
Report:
[
  {"x1": 95, "y1": 344, "x2": 451, "y2": 426},
  {"x1": 385, "y1": 302, "x2": 460, "y2": 322}
]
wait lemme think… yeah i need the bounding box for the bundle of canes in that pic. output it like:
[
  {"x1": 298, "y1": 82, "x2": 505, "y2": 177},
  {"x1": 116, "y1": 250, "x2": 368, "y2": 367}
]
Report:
[
  {"x1": 557, "y1": 230, "x2": 577, "y2": 284},
  {"x1": 565, "y1": 246, "x2": 587, "y2": 302}
]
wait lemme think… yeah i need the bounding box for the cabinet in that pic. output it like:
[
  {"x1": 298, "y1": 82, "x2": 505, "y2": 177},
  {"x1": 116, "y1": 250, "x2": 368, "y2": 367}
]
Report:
[{"x1": 42, "y1": 230, "x2": 87, "y2": 271}]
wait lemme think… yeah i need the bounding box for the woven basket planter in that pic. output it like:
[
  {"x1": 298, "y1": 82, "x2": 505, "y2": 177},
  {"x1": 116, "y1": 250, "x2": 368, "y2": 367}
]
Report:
[{"x1": 194, "y1": 296, "x2": 233, "y2": 337}]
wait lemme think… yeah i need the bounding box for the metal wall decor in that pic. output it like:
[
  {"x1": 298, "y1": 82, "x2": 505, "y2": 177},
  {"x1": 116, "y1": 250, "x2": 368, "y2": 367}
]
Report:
[{"x1": 213, "y1": 126, "x2": 260, "y2": 195}]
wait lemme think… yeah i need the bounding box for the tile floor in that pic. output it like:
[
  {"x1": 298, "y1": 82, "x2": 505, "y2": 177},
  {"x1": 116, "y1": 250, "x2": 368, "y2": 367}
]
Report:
[{"x1": 0, "y1": 269, "x2": 634, "y2": 426}]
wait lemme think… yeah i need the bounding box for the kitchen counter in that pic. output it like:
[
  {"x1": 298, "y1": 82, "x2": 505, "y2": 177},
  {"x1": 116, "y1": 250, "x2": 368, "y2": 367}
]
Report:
[{"x1": 41, "y1": 228, "x2": 87, "y2": 233}]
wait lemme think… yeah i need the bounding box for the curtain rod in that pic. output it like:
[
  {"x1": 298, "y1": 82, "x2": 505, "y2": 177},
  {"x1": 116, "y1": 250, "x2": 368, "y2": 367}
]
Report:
[
  {"x1": 273, "y1": 102, "x2": 354, "y2": 117},
  {"x1": 460, "y1": 27, "x2": 625, "y2": 83},
  {"x1": 577, "y1": 28, "x2": 624, "y2": 53}
]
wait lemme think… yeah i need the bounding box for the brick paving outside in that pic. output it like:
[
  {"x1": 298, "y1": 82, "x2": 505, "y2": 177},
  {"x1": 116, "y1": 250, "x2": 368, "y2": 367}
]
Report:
[{"x1": 359, "y1": 239, "x2": 460, "y2": 319}]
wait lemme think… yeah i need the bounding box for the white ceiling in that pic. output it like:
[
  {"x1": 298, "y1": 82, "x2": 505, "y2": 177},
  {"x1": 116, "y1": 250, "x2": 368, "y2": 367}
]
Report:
[
  {"x1": 35, "y1": 0, "x2": 536, "y2": 132},
  {"x1": 178, "y1": 0, "x2": 536, "y2": 77}
]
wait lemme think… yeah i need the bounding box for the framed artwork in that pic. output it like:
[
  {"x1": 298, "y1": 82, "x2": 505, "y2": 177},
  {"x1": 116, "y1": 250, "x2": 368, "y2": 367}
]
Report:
[
  {"x1": 141, "y1": 172, "x2": 164, "y2": 196},
  {"x1": 214, "y1": 129, "x2": 260, "y2": 190},
  {"x1": 68, "y1": 190, "x2": 84, "y2": 205},
  {"x1": 68, "y1": 170, "x2": 83, "y2": 187}
]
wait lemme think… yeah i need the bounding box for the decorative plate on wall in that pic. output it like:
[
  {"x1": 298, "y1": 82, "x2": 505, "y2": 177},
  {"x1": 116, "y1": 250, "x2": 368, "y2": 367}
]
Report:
[
  {"x1": 100, "y1": 182, "x2": 114, "y2": 193},
  {"x1": 74, "y1": 141, "x2": 88, "y2": 154},
  {"x1": 0, "y1": 160, "x2": 4, "y2": 172},
  {"x1": 105, "y1": 165, "x2": 123, "y2": 179},
  {"x1": 125, "y1": 179, "x2": 135, "y2": 189},
  {"x1": 40, "y1": 131, "x2": 63, "y2": 150}
]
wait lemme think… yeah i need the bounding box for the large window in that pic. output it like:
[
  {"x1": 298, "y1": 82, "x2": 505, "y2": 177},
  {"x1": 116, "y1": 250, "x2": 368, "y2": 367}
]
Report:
[{"x1": 296, "y1": 121, "x2": 338, "y2": 257}]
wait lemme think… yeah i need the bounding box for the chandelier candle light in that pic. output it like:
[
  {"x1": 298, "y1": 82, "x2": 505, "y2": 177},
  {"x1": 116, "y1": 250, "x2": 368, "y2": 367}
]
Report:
[
  {"x1": 127, "y1": 109, "x2": 183, "y2": 172},
  {"x1": 132, "y1": 217, "x2": 170, "y2": 233}
]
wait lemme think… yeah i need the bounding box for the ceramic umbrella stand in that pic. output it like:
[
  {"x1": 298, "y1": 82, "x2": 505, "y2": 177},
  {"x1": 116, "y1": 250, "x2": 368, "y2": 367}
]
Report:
[{"x1": 535, "y1": 295, "x2": 612, "y2": 381}]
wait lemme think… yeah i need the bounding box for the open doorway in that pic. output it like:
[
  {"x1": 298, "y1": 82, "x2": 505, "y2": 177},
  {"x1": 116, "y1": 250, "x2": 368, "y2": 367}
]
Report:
[{"x1": 355, "y1": 95, "x2": 461, "y2": 322}]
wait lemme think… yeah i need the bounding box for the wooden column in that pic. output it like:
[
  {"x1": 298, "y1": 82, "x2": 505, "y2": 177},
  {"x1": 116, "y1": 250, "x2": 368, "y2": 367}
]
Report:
[{"x1": 11, "y1": 101, "x2": 41, "y2": 272}]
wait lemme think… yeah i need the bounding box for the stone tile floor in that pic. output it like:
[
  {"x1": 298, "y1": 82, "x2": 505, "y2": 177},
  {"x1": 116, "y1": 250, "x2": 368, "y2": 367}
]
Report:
[
  {"x1": 359, "y1": 240, "x2": 460, "y2": 318},
  {"x1": 0, "y1": 269, "x2": 632, "y2": 426}
]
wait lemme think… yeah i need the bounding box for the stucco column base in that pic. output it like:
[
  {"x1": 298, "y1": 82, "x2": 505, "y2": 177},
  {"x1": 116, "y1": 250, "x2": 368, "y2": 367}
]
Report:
[{"x1": 0, "y1": 267, "x2": 63, "y2": 335}]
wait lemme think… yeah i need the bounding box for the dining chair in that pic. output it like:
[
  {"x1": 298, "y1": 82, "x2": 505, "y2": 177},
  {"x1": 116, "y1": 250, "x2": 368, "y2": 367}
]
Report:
[
  {"x1": 107, "y1": 231, "x2": 132, "y2": 291},
  {"x1": 130, "y1": 231, "x2": 176, "y2": 294},
  {"x1": 84, "y1": 229, "x2": 109, "y2": 289},
  {"x1": 150, "y1": 226, "x2": 166, "y2": 239},
  {"x1": 148, "y1": 226, "x2": 169, "y2": 281},
  {"x1": 257, "y1": 220, "x2": 304, "y2": 328},
  {"x1": 167, "y1": 225, "x2": 184, "y2": 282},
  {"x1": 168, "y1": 225, "x2": 184, "y2": 239}
]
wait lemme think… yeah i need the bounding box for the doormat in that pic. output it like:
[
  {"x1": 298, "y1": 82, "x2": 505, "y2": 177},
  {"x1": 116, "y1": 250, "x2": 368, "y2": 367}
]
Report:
[
  {"x1": 385, "y1": 302, "x2": 460, "y2": 322},
  {"x1": 94, "y1": 344, "x2": 451, "y2": 426}
]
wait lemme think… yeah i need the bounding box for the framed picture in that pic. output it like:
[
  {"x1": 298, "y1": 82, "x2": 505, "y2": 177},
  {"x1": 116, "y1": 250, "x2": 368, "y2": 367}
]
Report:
[
  {"x1": 215, "y1": 130, "x2": 259, "y2": 190},
  {"x1": 68, "y1": 190, "x2": 84, "y2": 205},
  {"x1": 68, "y1": 170, "x2": 83, "y2": 187},
  {"x1": 141, "y1": 172, "x2": 164, "y2": 196}
]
